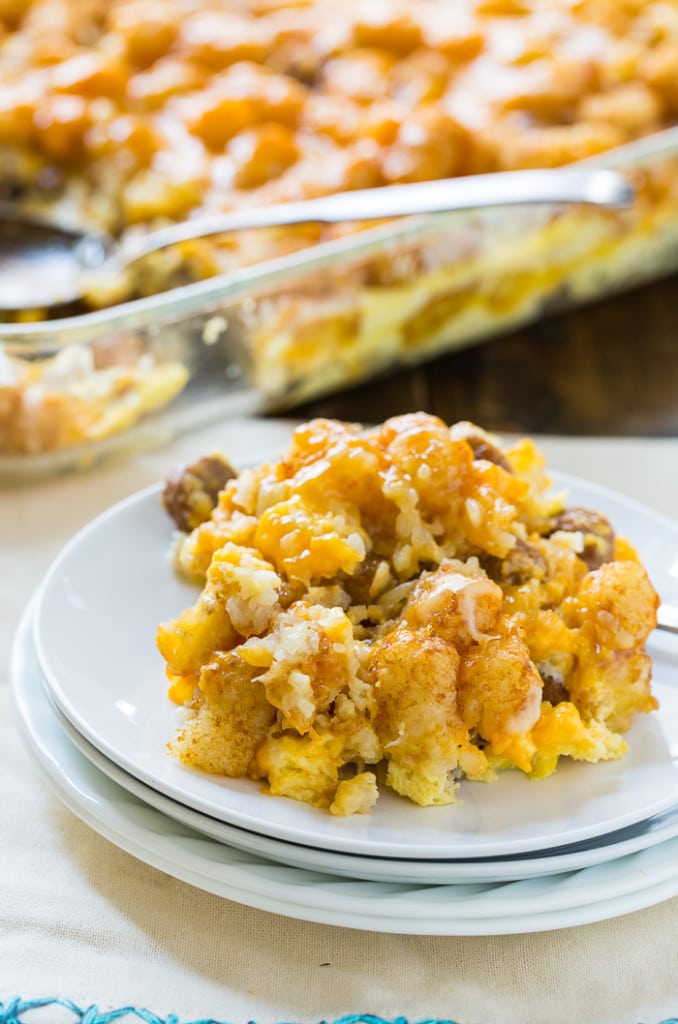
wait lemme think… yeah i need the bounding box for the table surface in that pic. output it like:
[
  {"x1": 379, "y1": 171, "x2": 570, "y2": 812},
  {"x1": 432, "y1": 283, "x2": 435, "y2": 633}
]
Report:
[{"x1": 298, "y1": 272, "x2": 678, "y2": 437}]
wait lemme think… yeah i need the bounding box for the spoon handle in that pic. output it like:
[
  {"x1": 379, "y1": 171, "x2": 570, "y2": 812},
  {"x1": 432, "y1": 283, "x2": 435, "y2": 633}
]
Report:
[{"x1": 120, "y1": 167, "x2": 633, "y2": 267}]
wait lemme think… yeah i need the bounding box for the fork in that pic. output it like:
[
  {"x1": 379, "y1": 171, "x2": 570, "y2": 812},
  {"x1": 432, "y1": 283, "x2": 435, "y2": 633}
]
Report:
[{"x1": 658, "y1": 604, "x2": 678, "y2": 635}]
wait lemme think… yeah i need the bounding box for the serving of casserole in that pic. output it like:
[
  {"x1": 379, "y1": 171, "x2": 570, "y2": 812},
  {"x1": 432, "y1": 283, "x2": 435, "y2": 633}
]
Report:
[{"x1": 157, "y1": 414, "x2": 659, "y2": 815}]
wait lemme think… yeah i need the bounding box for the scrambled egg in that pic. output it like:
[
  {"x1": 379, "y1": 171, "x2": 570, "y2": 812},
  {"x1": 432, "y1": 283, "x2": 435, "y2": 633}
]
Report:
[
  {"x1": 0, "y1": 344, "x2": 189, "y2": 455},
  {"x1": 157, "y1": 413, "x2": 659, "y2": 815}
]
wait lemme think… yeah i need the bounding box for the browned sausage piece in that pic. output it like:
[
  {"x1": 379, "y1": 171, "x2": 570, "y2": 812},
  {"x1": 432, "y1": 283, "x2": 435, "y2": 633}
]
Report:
[
  {"x1": 162, "y1": 454, "x2": 237, "y2": 532},
  {"x1": 481, "y1": 538, "x2": 548, "y2": 586},
  {"x1": 547, "y1": 507, "x2": 615, "y2": 571},
  {"x1": 451, "y1": 421, "x2": 513, "y2": 472},
  {"x1": 540, "y1": 671, "x2": 570, "y2": 706},
  {"x1": 500, "y1": 538, "x2": 548, "y2": 584}
]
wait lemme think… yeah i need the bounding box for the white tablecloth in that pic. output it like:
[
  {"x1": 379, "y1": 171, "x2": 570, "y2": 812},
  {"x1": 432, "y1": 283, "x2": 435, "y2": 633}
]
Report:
[{"x1": 2, "y1": 419, "x2": 677, "y2": 1024}]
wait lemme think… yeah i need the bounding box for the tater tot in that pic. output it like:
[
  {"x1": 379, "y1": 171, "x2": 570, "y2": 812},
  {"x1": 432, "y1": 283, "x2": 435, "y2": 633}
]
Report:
[
  {"x1": 571, "y1": 560, "x2": 659, "y2": 648},
  {"x1": 372, "y1": 623, "x2": 488, "y2": 805},
  {"x1": 404, "y1": 560, "x2": 503, "y2": 648},
  {"x1": 459, "y1": 632, "x2": 543, "y2": 772}
]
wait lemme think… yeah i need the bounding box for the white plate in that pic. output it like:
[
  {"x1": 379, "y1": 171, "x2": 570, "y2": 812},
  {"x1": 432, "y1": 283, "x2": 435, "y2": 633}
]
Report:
[
  {"x1": 47, "y1": 649, "x2": 678, "y2": 885},
  {"x1": 13, "y1": 602, "x2": 678, "y2": 935},
  {"x1": 33, "y1": 473, "x2": 678, "y2": 860},
  {"x1": 25, "y1": 601, "x2": 678, "y2": 886}
]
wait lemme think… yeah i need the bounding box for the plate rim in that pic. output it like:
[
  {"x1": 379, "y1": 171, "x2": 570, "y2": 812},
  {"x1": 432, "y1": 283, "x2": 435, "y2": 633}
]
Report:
[
  {"x1": 32, "y1": 469, "x2": 678, "y2": 860},
  {"x1": 13, "y1": 599, "x2": 678, "y2": 935},
  {"x1": 50, "y1": 669, "x2": 678, "y2": 884}
]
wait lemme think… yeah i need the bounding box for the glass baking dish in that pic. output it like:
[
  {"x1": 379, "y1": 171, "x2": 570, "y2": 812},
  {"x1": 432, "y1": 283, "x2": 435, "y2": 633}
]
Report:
[{"x1": 2, "y1": 124, "x2": 678, "y2": 482}]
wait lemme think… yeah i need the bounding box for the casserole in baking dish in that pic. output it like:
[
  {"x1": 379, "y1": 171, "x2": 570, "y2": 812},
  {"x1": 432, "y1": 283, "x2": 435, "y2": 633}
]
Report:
[{"x1": 3, "y1": 0, "x2": 678, "y2": 468}]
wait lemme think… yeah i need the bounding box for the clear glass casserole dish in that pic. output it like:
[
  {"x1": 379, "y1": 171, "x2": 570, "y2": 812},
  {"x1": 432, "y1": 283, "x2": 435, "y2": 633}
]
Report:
[{"x1": 2, "y1": 125, "x2": 678, "y2": 482}]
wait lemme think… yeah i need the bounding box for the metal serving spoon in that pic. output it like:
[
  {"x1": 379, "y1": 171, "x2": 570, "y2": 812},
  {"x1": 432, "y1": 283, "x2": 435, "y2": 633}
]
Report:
[{"x1": 0, "y1": 165, "x2": 632, "y2": 312}]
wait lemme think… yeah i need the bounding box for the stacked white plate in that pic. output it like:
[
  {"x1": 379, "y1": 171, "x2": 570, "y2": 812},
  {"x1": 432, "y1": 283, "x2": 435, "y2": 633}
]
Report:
[{"x1": 12, "y1": 471, "x2": 678, "y2": 936}]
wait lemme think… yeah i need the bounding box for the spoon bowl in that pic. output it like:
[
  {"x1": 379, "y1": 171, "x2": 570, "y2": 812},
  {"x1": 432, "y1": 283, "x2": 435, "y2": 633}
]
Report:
[{"x1": 0, "y1": 166, "x2": 633, "y2": 313}]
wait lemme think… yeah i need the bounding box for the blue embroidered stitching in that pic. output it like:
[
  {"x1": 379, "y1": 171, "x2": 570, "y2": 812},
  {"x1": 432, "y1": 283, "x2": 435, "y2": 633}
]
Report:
[{"x1": 0, "y1": 1001, "x2": 676, "y2": 1024}]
